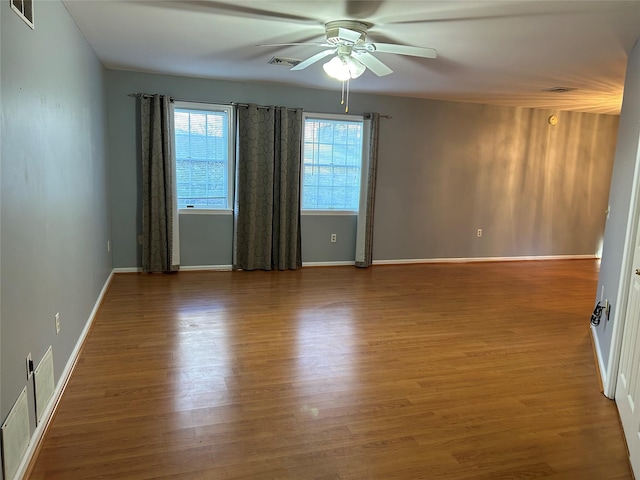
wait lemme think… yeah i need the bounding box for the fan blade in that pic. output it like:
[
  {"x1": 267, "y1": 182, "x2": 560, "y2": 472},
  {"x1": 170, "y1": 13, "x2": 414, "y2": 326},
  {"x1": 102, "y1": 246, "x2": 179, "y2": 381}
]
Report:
[
  {"x1": 353, "y1": 52, "x2": 393, "y2": 76},
  {"x1": 345, "y1": 0, "x2": 384, "y2": 18},
  {"x1": 338, "y1": 27, "x2": 362, "y2": 44},
  {"x1": 257, "y1": 42, "x2": 328, "y2": 47},
  {"x1": 150, "y1": 1, "x2": 318, "y2": 24},
  {"x1": 291, "y1": 49, "x2": 336, "y2": 70},
  {"x1": 367, "y1": 43, "x2": 437, "y2": 58}
]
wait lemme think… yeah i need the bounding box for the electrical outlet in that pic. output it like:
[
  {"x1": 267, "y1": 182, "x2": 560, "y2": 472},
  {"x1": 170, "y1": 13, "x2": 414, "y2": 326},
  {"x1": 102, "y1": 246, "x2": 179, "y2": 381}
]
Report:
[
  {"x1": 477, "y1": 228, "x2": 483, "y2": 237},
  {"x1": 107, "y1": 240, "x2": 111, "y2": 252},
  {"x1": 55, "y1": 312, "x2": 61, "y2": 334},
  {"x1": 26, "y1": 353, "x2": 33, "y2": 379},
  {"x1": 331, "y1": 233, "x2": 337, "y2": 243}
]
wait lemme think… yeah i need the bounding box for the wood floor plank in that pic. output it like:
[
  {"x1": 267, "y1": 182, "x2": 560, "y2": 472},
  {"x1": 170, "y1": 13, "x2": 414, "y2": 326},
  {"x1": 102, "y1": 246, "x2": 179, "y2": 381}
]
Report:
[{"x1": 27, "y1": 260, "x2": 631, "y2": 479}]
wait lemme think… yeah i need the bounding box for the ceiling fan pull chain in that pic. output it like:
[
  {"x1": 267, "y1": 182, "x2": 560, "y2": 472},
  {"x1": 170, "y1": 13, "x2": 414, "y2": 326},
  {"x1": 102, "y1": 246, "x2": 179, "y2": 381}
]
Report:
[
  {"x1": 341, "y1": 80, "x2": 345, "y2": 106},
  {"x1": 345, "y1": 78, "x2": 350, "y2": 113}
]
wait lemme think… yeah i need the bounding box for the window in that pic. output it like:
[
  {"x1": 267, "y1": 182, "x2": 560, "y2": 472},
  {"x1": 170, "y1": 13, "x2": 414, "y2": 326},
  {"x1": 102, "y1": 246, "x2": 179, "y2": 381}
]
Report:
[
  {"x1": 302, "y1": 114, "x2": 364, "y2": 211},
  {"x1": 174, "y1": 102, "x2": 234, "y2": 210},
  {"x1": 11, "y1": 0, "x2": 34, "y2": 29}
]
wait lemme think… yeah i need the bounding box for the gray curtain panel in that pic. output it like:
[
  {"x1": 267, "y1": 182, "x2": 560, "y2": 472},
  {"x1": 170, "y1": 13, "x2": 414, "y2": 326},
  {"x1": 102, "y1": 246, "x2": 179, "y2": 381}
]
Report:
[
  {"x1": 234, "y1": 104, "x2": 303, "y2": 271},
  {"x1": 140, "y1": 94, "x2": 178, "y2": 273},
  {"x1": 356, "y1": 113, "x2": 381, "y2": 268}
]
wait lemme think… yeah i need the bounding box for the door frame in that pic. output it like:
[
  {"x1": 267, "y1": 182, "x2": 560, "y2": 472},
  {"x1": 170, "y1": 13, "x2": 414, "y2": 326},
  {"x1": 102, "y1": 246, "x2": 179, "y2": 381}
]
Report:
[{"x1": 604, "y1": 135, "x2": 640, "y2": 398}]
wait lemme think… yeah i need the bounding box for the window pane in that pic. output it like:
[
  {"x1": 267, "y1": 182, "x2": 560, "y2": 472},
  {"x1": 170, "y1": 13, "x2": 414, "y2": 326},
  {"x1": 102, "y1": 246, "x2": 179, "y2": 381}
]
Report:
[
  {"x1": 174, "y1": 107, "x2": 230, "y2": 209},
  {"x1": 302, "y1": 117, "x2": 363, "y2": 211}
]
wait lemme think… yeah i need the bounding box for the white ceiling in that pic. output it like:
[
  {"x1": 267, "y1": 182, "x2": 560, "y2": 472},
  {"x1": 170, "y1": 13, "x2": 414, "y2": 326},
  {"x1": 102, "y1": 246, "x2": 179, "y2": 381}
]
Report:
[{"x1": 62, "y1": 0, "x2": 640, "y2": 114}]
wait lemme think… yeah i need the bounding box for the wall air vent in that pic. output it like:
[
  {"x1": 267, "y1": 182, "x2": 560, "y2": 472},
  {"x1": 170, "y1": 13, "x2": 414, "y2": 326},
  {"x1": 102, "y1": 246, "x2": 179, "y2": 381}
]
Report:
[
  {"x1": 542, "y1": 87, "x2": 578, "y2": 93},
  {"x1": 34, "y1": 346, "x2": 55, "y2": 425},
  {"x1": 268, "y1": 57, "x2": 302, "y2": 67},
  {"x1": 10, "y1": 0, "x2": 34, "y2": 29},
  {"x1": 1, "y1": 387, "x2": 30, "y2": 480}
]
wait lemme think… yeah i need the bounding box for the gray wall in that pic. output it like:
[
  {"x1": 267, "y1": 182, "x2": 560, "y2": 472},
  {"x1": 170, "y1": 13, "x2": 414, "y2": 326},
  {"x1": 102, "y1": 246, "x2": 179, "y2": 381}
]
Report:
[
  {"x1": 106, "y1": 69, "x2": 618, "y2": 269},
  {"x1": 176, "y1": 214, "x2": 357, "y2": 267},
  {"x1": 178, "y1": 214, "x2": 233, "y2": 267},
  {"x1": 301, "y1": 215, "x2": 357, "y2": 263},
  {"x1": 373, "y1": 104, "x2": 617, "y2": 260},
  {"x1": 595, "y1": 37, "x2": 640, "y2": 375},
  {"x1": 0, "y1": 0, "x2": 111, "y2": 444}
]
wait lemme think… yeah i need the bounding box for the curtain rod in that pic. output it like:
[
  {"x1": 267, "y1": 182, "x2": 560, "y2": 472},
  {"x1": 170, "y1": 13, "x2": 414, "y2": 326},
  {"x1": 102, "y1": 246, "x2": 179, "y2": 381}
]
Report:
[
  {"x1": 128, "y1": 93, "x2": 391, "y2": 118},
  {"x1": 128, "y1": 94, "x2": 268, "y2": 109},
  {"x1": 231, "y1": 102, "x2": 281, "y2": 110},
  {"x1": 128, "y1": 93, "x2": 173, "y2": 100},
  {"x1": 232, "y1": 104, "x2": 392, "y2": 118}
]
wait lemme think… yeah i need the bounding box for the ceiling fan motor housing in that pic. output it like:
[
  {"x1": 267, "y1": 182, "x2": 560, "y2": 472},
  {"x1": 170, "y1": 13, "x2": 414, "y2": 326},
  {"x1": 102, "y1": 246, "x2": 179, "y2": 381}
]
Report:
[{"x1": 325, "y1": 20, "x2": 370, "y2": 45}]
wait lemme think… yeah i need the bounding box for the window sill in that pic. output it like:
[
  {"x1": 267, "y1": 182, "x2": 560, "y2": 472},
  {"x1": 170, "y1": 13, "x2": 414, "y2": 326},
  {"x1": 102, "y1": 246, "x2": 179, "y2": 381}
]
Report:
[
  {"x1": 302, "y1": 210, "x2": 358, "y2": 216},
  {"x1": 178, "y1": 209, "x2": 357, "y2": 216},
  {"x1": 179, "y1": 209, "x2": 233, "y2": 216}
]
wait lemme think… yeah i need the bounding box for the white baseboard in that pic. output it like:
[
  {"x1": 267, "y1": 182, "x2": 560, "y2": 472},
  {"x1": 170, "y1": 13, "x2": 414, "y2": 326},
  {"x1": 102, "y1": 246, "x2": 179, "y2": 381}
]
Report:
[
  {"x1": 591, "y1": 324, "x2": 609, "y2": 396},
  {"x1": 189, "y1": 262, "x2": 355, "y2": 270},
  {"x1": 373, "y1": 254, "x2": 598, "y2": 265},
  {"x1": 179, "y1": 265, "x2": 233, "y2": 271},
  {"x1": 14, "y1": 271, "x2": 114, "y2": 480},
  {"x1": 302, "y1": 261, "x2": 355, "y2": 267},
  {"x1": 114, "y1": 265, "x2": 233, "y2": 272},
  {"x1": 115, "y1": 263, "x2": 356, "y2": 271}
]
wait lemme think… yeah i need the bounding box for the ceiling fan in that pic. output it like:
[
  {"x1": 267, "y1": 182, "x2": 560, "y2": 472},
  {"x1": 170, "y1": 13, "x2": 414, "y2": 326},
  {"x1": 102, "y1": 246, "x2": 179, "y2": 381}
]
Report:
[
  {"x1": 259, "y1": 19, "x2": 437, "y2": 112},
  {"x1": 263, "y1": 20, "x2": 437, "y2": 81}
]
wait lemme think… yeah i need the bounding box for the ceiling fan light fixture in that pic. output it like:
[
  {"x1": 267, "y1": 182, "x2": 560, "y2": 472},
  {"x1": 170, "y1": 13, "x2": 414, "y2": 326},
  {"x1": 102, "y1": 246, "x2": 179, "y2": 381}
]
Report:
[
  {"x1": 323, "y1": 55, "x2": 352, "y2": 81},
  {"x1": 345, "y1": 56, "x2": 365, "y2": 79},
  {"x1": 323, "y1": 55, "x2": 366, "y2": 81}
]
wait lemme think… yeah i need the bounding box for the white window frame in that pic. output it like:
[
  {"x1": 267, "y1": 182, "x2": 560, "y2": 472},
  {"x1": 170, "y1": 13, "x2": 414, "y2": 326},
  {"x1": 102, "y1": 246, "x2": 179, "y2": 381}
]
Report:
[
  {"x1": 173, "y1": 101, "x2": 235, "y2": 215},
  {"x1": 11, "y1": 0, "x2": 34, "y2": 29},
  {"x1": 301, "y1": 112, "x2": 365, "y2": 215}
]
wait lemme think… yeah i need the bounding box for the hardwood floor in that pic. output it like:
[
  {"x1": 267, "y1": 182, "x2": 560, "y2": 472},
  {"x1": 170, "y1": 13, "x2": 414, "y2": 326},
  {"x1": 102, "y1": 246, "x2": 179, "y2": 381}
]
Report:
[{"x1": 27, "y1": 260, "x2": 631, "y2": 479}]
